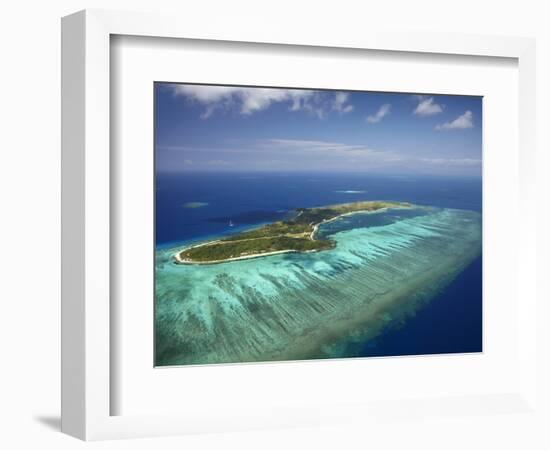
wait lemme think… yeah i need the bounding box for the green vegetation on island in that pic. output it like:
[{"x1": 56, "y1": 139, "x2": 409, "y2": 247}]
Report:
[{"x1": 175, "y1": 200, "x2": 409, "y2": 264}]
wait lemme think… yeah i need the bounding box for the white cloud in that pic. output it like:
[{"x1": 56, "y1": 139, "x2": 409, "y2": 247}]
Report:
[
  {"x1": 366, "y1": 103, "x2": 391, "y2": 123},
  {"x1": 239, "y1": 89, "x2": 308, "y2": 115},
  {"x1": 332, "y1": 92, "x2": 354, "y2": 114},
  {"x1": 259, "y1": 139, "x2": 403, "y2": 167},
  {"x1": 206, "y1": 159, "x2": 232, "y2": 166},
  {"x1": 413, "y1": 96, "x2": 443, "y2": 116},
  {"x1": 172, "y1": 85, "x2": 239, "y2": 103},
  {"x1": 435, "y1": 110, "x2": 474, "y2": 130},
  {"x1": 170, "y1": 85, "x2": 353, "y2": 119},
  {"x1": 289, "y1": 91, "x2": 314, "y2": 111},
  {"x1": 262, "y1": 139, "x2": 479, "y2": 169},
  {"x1": 171, "y1": 85, "x2": 307, "y2": 118},
  {"x1": 421, "y1": 157, "x2": 480, "y2": 166},
  {"x1": 157, "y1": 136, "x2": 480, "y2": 174},
  {"x1": 263, "y1": 138, "x2": 380, "y2": 155}
]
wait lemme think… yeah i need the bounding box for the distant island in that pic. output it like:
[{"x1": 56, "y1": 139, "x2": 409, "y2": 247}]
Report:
[
  {"x1": 182, "y1": 201, "x2": 209, "y2": 208},
  {"x1": 174, "y1": 200, "x2": 410, "y2": 264}
]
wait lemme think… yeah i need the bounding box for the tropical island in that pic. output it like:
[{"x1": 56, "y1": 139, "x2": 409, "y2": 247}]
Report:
[{"x1": 174, "y1": 200, "x2": 410, "y2": 264}]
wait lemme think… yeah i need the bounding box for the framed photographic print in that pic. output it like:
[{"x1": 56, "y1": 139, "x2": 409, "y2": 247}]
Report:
[{"x1": 62, "y1": 9, "x2": 538, "y2": 441}]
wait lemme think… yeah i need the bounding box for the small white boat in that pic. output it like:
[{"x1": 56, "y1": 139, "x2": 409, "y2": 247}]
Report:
[{"x1": 229, "y1": 219, "x2": 234, "y2": 227}]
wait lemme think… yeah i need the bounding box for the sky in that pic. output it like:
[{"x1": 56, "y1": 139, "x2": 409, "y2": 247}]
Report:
[{"x1": 155, "y1": 83, "x2": 482, "y2": 177}]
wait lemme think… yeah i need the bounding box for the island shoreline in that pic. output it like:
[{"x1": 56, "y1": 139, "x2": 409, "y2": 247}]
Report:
[{"x1": 173, "y1": 202, "x2": 411, "y2": 265}]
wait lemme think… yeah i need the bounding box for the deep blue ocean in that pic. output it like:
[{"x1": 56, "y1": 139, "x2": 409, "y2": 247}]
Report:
[{"x1": 156, "y1": 172, "x2": 482, "y2": 357}]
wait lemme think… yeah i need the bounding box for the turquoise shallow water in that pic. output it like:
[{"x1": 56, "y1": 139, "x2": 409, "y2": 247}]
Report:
[{"x1": 155, "y1": 206, "x2": 482, "y2": 366}]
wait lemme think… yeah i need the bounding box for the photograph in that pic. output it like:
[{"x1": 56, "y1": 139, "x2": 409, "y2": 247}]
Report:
[
  {"x1": 154, "y1": 83, "x2": 483, "y2": 367},
  {"x1": 0, "y1": 1, "x2": 543, "y2": 446}
]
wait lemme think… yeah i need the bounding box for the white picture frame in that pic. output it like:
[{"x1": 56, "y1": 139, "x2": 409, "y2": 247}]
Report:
[{"x1": 61, "y1": 9, "x2": 538, "y2": 441}]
